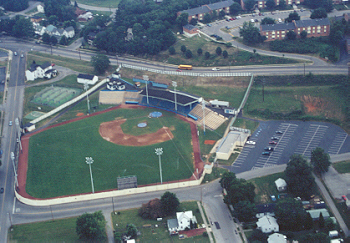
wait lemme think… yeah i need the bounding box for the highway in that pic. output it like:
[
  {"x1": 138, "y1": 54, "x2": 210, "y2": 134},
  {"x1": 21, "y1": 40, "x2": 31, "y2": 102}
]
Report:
[{"x1": 0, "y1": 18, "x2": 348, "y2": 242}]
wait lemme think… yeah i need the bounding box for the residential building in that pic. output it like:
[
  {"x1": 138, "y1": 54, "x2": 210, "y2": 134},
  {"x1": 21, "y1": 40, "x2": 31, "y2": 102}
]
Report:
[
  {"x1": 275, "y1": 178, "x2": 287, "y2": 192},
  {"x1": 166, "y1": 211, "x2": 197, "y2": 234},
  {"x1": 256, "y1": 215, "x2": 279, "y2": 233},
  {"x1": 183, "y1": 24, "x2": 199, "y2": 37},
  {"x1": 241, "y1": 0, "x2": 304, "y2": 10},
  {"x1": 25, "y1": 61, "x2": 56, "y2": 81},
  {"x1": 77, "y1": 74, "x2": 98, "y2": 85},
  {"x1": 268, "y1": 233, "x2": 287, "y2": 243},
  {"x1": 125, "y1": 28, "x2": 133, "y2": 41},
  {"x1": 260, "y1": 18, "x2": 330, "y2": 41},
  {"x1": 30, "y1": 16, "x2": 42, "y2": 23},
  {"x1": 256, "y1": 203, "x2": 276, "y2": 218},
  {"x1": 37, "y1": 4, "x2": 44, "y2": 13},
  {"x1": 306, "y1": 208, "x2": 330, "y2": 220},
  {"x1": 178, "y1": 0, "x2": 234, "y2": 22}
]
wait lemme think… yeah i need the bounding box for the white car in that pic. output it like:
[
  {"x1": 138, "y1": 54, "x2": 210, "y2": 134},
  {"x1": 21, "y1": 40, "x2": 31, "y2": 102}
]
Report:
[
  {"x1": 212, "y1": 67, "x2": 220, "y2": 71},
  {"x1": 246, "y1": 141, "x2": 256, "y2": 145}
]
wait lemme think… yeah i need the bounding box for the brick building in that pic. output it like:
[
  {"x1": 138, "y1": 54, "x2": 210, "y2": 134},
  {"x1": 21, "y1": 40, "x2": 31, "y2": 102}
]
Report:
[
  {"x1": 241, "y1": 0, "x2": 304, "y2": 10},
  {"x1": 260, "y1": 18, "x2": 330, "y2": 41}
]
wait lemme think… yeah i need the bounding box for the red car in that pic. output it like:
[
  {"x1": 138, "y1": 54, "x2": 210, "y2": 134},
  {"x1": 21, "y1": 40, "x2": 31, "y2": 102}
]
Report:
[
  {"x1": 269, "y1": 141, "x2": 277, "y2": 145},
  {"x1": 342, "y1": 195, "x2": 347, "y2": 201},
  {"x1": 176, "y1": 69, "x2": 182, "y2": 72}
]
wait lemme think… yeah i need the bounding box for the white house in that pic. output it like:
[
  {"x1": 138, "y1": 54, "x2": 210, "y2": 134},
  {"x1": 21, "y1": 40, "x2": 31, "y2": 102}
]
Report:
[
  {"x1": 77, "y1": 74, "x2": 98, "y2": 85},
  {"x1": 25, "y1": 61, "x2": 54, "y2": 81},
  {"x1": 65, "y1": 26, "x2": 75, "y2": 38},
  {"x1": 167, "y1": 211, "x2": 197, "y2": 234},
  {"x1": 46, "y1": 25, "x2": 60, "y2": 36},
  {"x1": 306, "y1": 208, "x2": 330, "y2": 220},
  {"x1": 275, "y1": 178, "x2": 287, "y2": 192},
  {"x1": 268, "y1": 233, "x2": 287, "y2": 243},
  {"x1": 256, "y1": 215, "x2": 279, "y2": 233},
  {"x1": 37, "y1": 4, "x2": 44, "y2": 13}
]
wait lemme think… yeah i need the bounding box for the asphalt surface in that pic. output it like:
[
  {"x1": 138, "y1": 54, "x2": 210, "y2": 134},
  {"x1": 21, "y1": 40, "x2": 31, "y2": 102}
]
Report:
[{"x1": 225, "y1": 120, "x2": 350, "y2": 173}]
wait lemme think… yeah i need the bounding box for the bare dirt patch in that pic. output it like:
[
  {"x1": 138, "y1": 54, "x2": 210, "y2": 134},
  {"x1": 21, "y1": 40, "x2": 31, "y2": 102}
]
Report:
[
  {"x1": 301, "y1": 95, "x2": 324, "y2": 113},
  {"x1": 99, "y1": 119, "x2": 174, "y2": 146}
]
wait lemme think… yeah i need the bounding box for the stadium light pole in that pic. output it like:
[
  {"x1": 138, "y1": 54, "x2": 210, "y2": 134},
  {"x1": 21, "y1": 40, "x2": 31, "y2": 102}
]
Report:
[
  {"x1": 202, "y1": 99, "x2": 206, "y2": 135},
  {"x1": 172, "y1": 81, "x2": 177, "y2": 112},
  {"x1": 155, "y1": 148, "x2": 163, "y2": 184},
  {"x1": 84, "y1": 83, "x2": 90, "y2": 113},
  {"x1": 85, "y1": 157, "x2": 95, "y2": 193},
  {"x1": 145, "y1": 80, "x2": 149, "y2": 106}
]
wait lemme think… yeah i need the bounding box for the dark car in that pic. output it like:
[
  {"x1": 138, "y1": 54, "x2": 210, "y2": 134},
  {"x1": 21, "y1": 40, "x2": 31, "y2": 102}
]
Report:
[
  {"x1": 271, "y1": 136, "x2": 279, "y2": 140},
  {"x1": 269, "y1": 141, "x2": 277, "y2": 145},
  {"x1": 0, "y1": 188, "x2": 4, "y2": 193},
  {"x1": 262, "y1": 151, "x2": 270, "y2": 155},
  {"x1": 276, "y1": 131, "x2": 283, "y2": 134},
  {"x1": 264, "y1": 147, "x2": 274, "y2": 151}
]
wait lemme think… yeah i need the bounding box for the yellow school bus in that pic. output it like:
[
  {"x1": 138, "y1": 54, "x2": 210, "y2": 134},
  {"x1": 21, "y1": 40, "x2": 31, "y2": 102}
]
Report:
[{"x1": 178, "y1": 65, "x2": 193, "y2": 70}]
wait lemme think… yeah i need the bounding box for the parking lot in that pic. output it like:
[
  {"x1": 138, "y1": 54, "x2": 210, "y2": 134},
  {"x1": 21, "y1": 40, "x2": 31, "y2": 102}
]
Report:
[{"x1": 226, "y1": 120, "x2": 350, "y2": 173}]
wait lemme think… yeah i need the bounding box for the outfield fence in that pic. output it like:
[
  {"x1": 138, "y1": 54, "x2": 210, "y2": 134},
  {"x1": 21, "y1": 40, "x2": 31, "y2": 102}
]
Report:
[{"x1": 15, "y1": 164, "x2": 212, "y2": 206}]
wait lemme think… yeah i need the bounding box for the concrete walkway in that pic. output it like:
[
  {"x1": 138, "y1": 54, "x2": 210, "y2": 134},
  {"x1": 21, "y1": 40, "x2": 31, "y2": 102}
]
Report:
[
  {"x1": 103, "y1": 210, "x2": 115, "y2": 243},
  {"x1": 197, "y1": 201, "x2": 214, "y2": 243}
]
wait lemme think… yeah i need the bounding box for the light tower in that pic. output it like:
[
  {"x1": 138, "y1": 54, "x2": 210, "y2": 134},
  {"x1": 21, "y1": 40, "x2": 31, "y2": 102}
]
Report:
[
  {"x1": 155, "y1": 148, "x2": 163, "y2": 184},
  {"x1": 85, "y1": 157, "x2": 95, "y2": 193},
  {"x1": 172, "y1": 81, "x2": 177, "y2": 112}
]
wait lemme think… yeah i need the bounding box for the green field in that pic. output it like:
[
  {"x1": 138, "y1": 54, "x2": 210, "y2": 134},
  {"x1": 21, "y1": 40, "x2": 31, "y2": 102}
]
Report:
[
  {"x1": 8, "y1": 217, "x2": 97, "y2": 242},
  {"x1": 26, "y1": 108, "x2": 194, "y2": 198},
  {"x1": 112, "y1": 201, "x2": 209, "y2": 243},
  {"x1": 333, "y1": 161, "x2": 350, "y2": 174},
  {"x1": 77, "y1": 0, "x2": 120, "y2": 8}
]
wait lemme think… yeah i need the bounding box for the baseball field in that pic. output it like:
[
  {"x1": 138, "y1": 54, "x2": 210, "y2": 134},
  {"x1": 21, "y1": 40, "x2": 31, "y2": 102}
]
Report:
[{"x1": 25, "y1": 107, "x2": 195, "y2": 198}]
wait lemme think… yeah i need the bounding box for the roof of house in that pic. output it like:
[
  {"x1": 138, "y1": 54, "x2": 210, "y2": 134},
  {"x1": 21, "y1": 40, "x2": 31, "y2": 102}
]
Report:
[
  {"x1": 306, "y1": 208, "x2": 330, "y2": 219},
  {"x1": 183, "y1": 24, "x2": 198, "y2": 31},
  {"x1": 256, "y1": 215, "x2": 278, "y2": 228},
  {"x1": 177, "y1": 211, "x2": 193, "y2": 223},
  {"x1": 65, "y1": 26, "x2": 74, "y2": 32},
  {"x1": 294, "y1": 18, "x2": 330, "y2": 28},
  {"x1": 181, "y1": 5, "x2": 211, "y2": 16},
  {"x1": 46, "y1": 25, "x2": 57, "y2": 33},
  {"x1": 78, "y1": 73, "x2": 95, "y2": 80},
  {"x1": 45, "y1": 69, "x2": 56, "y2": 74},
  {"x1": 29, "y1": 63, "x2": 40, "y2": 72},
  {"x1": 275, "y1": 178, "x2": 287, "y2": 188},
  {"x1": 207, "y1": 0, "x2": 234, "y2": 10},
  {"x1": 167, "y1": 218, "x2": 178, "y2": 229},
  {"x1": 41, "y1": 62, "x2": 52, "y2": 70},
  {"x1": 57, "y1": 29, "x2": 65, "y2": 35},
  {"x1": 256, "y1": 203, "x2": 276, "y2": 214},
  {"x1": 260, "y1": 22, "x2": 295, "y2": 32},
  {"x1": 268, "y1": 233, "x2": 287, "y2": 243}
]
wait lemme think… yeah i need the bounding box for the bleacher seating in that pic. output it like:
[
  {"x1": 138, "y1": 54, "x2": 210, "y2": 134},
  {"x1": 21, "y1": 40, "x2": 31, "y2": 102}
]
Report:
[
  {"x1": 99, "y1": 91, "x2": 125, "y2": 104},
  {"x1": 189, "y1": 104, "x2": 227, "y2": 130}
]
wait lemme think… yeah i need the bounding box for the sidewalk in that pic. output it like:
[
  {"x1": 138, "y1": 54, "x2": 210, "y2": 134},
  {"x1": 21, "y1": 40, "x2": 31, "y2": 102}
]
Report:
[
  {"x1": 103, "y1": 210, "x2": 115, "y2": 243},
  {"x1": 197, "y1": 201, "x2": 214, "y2": 243}
]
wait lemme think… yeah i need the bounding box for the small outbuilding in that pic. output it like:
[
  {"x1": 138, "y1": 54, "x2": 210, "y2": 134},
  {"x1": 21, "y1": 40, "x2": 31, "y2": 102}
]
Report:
[
  {"x1": 274, "y1": 178, "x2": 287, "y2": 192},
  {"x1": 306, "y1": 208, "x2": 330, "y2": 220},
  {"x1": 183, "y1": 24, "x2": 199, "y2": 37},
  {"x1": 77, "y1": 74, "x2": 98, "y2": 85}
]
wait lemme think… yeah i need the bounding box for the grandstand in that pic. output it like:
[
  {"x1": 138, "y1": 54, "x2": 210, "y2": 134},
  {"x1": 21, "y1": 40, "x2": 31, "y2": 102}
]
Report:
[{"x1": 189, "y1": 104, "x2": 228, "y2": 130}]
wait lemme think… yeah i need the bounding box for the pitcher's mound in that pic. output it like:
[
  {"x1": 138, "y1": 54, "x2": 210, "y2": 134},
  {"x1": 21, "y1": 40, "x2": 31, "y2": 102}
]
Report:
[{"x1": 99, "y1": 119, "x2": 174, "y2": 146}]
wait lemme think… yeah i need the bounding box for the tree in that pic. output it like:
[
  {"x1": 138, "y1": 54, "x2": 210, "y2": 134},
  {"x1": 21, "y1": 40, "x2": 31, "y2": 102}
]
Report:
[
  {"x1": 284, "y1": 154, "x2": 315, "y2": 198},
  {"x1": 304, "y1": 212, "x2": 314, "y2": 230},
  {"x1": 223, "y1": 178, "x2": 255, "y2": 205},
  {"x1": 76, "y1": 211, "x2": 106, "y2": 240},
  {"x1": 319, "y1": 212, "x2": 325, "y2": 229},
  {"x1": 266, "y1": 0, "x2": 276, "y2": 10},
  {"x1": 169, "y1": 46, "x2": 175, "y2": 55},
  {"x1": 42, "y1": 33, "x2": 51, "y2": 44},
  {"x1": 126, "y1": 224, "x2": 137, "y2": 239},
  {"x1": 1, "y1": 0, "x2": 28, "y2": 11},
  {"x1": 244, "y1": 0, "x2": 255, "y2": 11},
  {"x1": 160, "y1": 191, "x2": 180, "y2": 216},
  {"x1": 233, "y1": 200, "x2": 256, "y2": 222},
  {"x1": 310, "y1": 8, "x2": 327, "y2": 19},
  {"x1": 50, "y1": 36, "x2": 58, "y2": 46},
  {"x1": 59, "y1": 35, "x2": 68, "y2": 45},
  {"x1": 216, "y1": 47, "x2": 222, "y2": 56},
  {"x1": 286, "y1": 30, "x2": 296, "y2": 40},
  {"x1": 219, "y1": 10, "x2": 226, "y2": 19},
  {"x1": 185, "y1": 49, "x2": 193, "y2": 58},
  {"x1": 229, "y1": 2, "x2": 241, "y2": 15},
  {"x1": 239, "y1": 21, "x2": 266, "y2": 44},
  {"x1": 181, "y1": 45, "x2": 187, "y2": 53},
  {"x1": 285, "y1": 12, "x2": 300, "y2": 23},
  {"x1": 91, "y1": 54, "x2": 110, "y2": 74},
  {"x1": 211, "y1": 10, "x2": 218, "y2": 21},
  {"x1": 261, "y1": 17, "x2": 275, "y2": 25},
  {"x1": 300, "y1": 232, "x2": 330, "y2": 243},
  {"x1": 48, "y1": 15, "x2": 59, "y2": 25},
  {"x1": 223, "y1": 50, "x2": 228, "y2": 58},
  {"x1": 275, "y1": 198, "x2": 307, "y2": 231},
  {"x1": 197, "y1": 48, "x2": 203, "y2": 56},
  {"x1": 176, "y1": 13, "x2": 188, "y2": 28},
  {"x1": 322, "y1": 0, "x2": 333, "y2": 12},
  {"x1": 189, "y1": 18, "x2": 197, "y2": 26},
  {"x1": 300, "y1": 30, "x2": 307, "y2": 39},
  {"x1": 205, "y1": 51, "x2": 210, "y2": 59},
  {"x1": 11, "y1": 17, "x2": 34, "y2": 38},
  {"x1": 278, "y1": 0, "x2": 287, "y2": 9},
  {"x1": 219, "y1": 171, "x2": 236, "y2": 190},
  {"x1": 249, "y1": 229, "x2": 267, "y2": 242},
  {"x1": 203, "y1": 13, "x2": 211, "y2": 24},
  {"x1": 139, "y1": 198, "x2": 163, "y2": 219},
  {"x1": 311, "y1": 147, "x2": 331, "y2": 174}
]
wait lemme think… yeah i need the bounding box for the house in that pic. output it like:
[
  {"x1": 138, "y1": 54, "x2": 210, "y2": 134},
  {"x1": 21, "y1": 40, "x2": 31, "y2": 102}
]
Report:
[
  {"x1": 37, "y1": 4, "x2": 44, "y2": 13},
  {"x1": 256, "y1": 215, "x2": 279, "y2": 233},
  {"x1": 77, "y1": 74, "x2": 98, "y2": 85},
  {"x1": 75, "y1": 7, "x2": 86, "y2": 17},
  {"x1": 34, "y1": 24, "x2": 46, "y2": 36},
  {"x1": 30, "y1": 16, "x2": 42, "y2": 23},
  {"x1": 268, "y1": 233, "x2": 287, "y2": 243},
  {"x1": 183, "y1": 24, "x2": 199, "y2": 37},
  {"x1": 87, "y1": 32, "x2": 97, "y2": 45},
  {"x1": 25, "y1": 61, "x2": 55, "y2": 81},
  {"x1": 306, "y1": 208, "x2": 330, "y2": 220},
  {"x1": 260, "y1": 18, "x2": 330, "y2": 42},
  {"x1": 65, "y1": 26, "x2": 75, "y2": 38},
  {"x1": 44, "y1": 69, "x2": 58, "y2": 79},
  {"x1": 166, "y1": 211, "x2": 197, "y2": 235},
  {"x1": 178, "y1": 0, "x2": 234, "y2": 22},
  {"x1": 46, "y1": 25, "x2": 60, "y2": 36},
  {"x1": 78, "y1": 11, "x2": 93, "y2": 22},
  {"x1": 125, "y1": 28, "x2": 133, "y2": 41},
  {"x1": 256, "y1": 203, "x2": 276, "y2": 218},
  {"x1": 275, "y1": 178, "x2": 287, "y2": 192}
]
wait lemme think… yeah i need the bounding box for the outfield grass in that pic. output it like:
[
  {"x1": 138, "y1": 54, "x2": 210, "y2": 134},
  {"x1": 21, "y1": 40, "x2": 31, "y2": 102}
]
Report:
[
  {"x1": 8, "y1": 217, "x2": 99, "y2": 242},
  {"x1": 332, "y1": 161, "x2": 350, "y2": 174},
  {"x1": 112, "y1": 201, "x2": 209, "y2": 243},
  {"x1": 26, "y1": 108, "x2": 194, "y2": 198}
]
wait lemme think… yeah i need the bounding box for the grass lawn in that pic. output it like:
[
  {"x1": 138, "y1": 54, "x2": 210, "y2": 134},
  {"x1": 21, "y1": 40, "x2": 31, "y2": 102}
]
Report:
[
  {"x1": 26, "y1": 108, "x2": 194, "y2": 198},
  {"x1": 77, "y1": 0, "x2": 120, "y2": 8},
  {"x1": 232, "y1": 118, "x2": 259, "y2": 133},
  {"x1": 202, "y1": 166, "x2": 228, "y2": 183},
  {"x1": 112, "y1": 201, "x2": 209, "y2": 243},
  {"x1": 8, "y1": 217, "x2": 100, "y2": 242},
  {"x1": 333, "y1": 161, "x2": 350, "y2": 174},
  {"x1": 151, "y1": 35, "x2": 300, "y2": 67},
  {"x1": 249, "y1": 172, "x2": 284, "y2": 204}
]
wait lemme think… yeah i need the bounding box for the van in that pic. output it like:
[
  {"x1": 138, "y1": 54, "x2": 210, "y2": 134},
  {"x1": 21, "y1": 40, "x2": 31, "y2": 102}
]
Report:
[
  {"x1": 278, "y1": 18, "x2": 282, "y2": 23},
  {"x1": 250, "y1": 19, "x2": 255, "y2": 23}
]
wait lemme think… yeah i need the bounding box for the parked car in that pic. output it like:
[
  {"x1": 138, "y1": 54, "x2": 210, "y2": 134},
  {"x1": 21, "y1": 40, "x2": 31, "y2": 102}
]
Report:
[
  {"x1": 212, "y1": 67, "x2": 220, "y2": 71},
  {"x1": 16, "y1": 138, "x2": 19, "y2": 143},
  {"x1": 246, "y1": 141, "x2": 256, "y2": 145},
  {"x1": 225, "y1": 26, "x2": 230, "y2": 29},
  {"x1": 20, "y1": 54, "x2": 24, "y2": 58},
  {"x1": 276, "y1": 131, "x2": 283, "y2": 134},
  {"x1": 207, "y1": 24, "x2": 212, "y2": 27},
  {"x1": 9, "y1": 121, "x2": 12, "y2": 126},
  {"x1": 262, "y1": 151, "x2": 270, "y2": 155},
  {"x1": 14, "y1": 52, "x2": 17, "y2": 56},
  {"x1": 271, "y1": 136, "x2": 279, "y2": 140},
  {"x1": 176, "y1": 69, "x2": 182, "y2": 72},
  {"x1": 0, "y1": 188, "x2": 3, "y2": 193},
  {"x1": 269, "y1": 141, "x2": 277, "y2": 145},
  {"x1": 264, "y1": 147, "x2": 274, "y2": 151},
  {"x1": 342, "y1": 195, "x2": 347, "y2": 201}
]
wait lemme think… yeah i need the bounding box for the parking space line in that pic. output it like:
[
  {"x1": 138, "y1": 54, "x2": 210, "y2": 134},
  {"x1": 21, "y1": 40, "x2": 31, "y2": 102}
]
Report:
[
  {"x1": 295, "y1": 124, "x2": 328, "y2": 158},
  {"x1": 327, "y1": 133, "x2": 348, "y2": 155}
]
